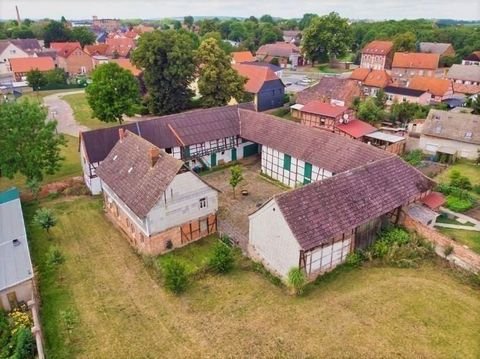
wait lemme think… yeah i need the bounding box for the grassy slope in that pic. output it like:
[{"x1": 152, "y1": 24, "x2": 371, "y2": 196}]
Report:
[
  {"x1": 437, "y1": 227, "x2": 480, "y2": 254},
  {"x1": 26, "y1": 196, "x2": 480, "y2": 358},
  {"x1": 0, "y1": 135, "x2": 81, "y2": 192},
  {"x1": 62, "y1": 93, "x2": 117, "y2": 130}
]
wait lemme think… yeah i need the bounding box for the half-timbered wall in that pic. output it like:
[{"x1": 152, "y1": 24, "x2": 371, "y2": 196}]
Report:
[{"x1": 261, "y1": 145, "x2": 332, "y2": 188}]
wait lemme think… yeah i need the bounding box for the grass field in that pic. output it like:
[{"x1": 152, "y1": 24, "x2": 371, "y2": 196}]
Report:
[
  {"x1": 26, "y1": 196, "x2": 480, "y2": 358},
  {"x1": 435, "y1": 160, "x2": 480, "y2": 188},
  {"x1": 437, "y1": 227, "x2": 480, "y2": 255},
  {"x1": 0, "y1": 135, "x2": 81, "y2": 192},
  {"x1": 62, "y1": 93, "x2": 117, "y2": 130}
]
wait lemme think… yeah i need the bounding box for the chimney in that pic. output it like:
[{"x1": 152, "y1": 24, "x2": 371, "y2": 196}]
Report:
[
  {"x1": 118, "y1": 128, "x2": 125, "y2": 141},
  {"x1": 148, "y1": 147, "x2": 160, "y2": 168}
]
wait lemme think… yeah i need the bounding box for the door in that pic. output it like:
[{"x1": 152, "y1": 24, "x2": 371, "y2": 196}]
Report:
[
  {"x1": 304, "y1": 162, "x2": 312, "y2": 184},
  {"x1": 210, "y1": 153, "x2": 217, "y2": 167},
  {"x1": 243, "y1": 143, "x2": 259, "y2": 157},
  {"x1": 354, "y1": 218, "x2": 382, "y2": 250},
  {"x1": 231, "y1": 148, "x2": 237, "y2": 161},
  {"x1": 7, "y1": 291, "x2": 18, "y2": 309}
]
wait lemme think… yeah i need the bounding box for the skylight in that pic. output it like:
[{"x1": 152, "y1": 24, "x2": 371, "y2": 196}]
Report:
[{"x1": 128, "y1": 167, "x2": 133, "y2": 173}]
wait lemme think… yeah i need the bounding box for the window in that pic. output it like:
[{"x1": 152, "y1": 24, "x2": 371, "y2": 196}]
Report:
[
  {"x1": 283, "y1": 154, "x2": 291, "y2": 171},
  {"x1": 199, "y1": 197, "x2": 207, "y2": 209},
  {"x1": 465, "y1": 131, "x2": 473, "y2": 139}
]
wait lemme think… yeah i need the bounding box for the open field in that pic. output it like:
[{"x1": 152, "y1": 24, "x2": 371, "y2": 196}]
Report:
[
  {"x1": 437, "y1": 227, "x2": 480, "y2": 255},
  {"x1": 0, "y1": 135, "x2": 81, "y2": 192},
  {"x1": 26, "y1": 195, "x2": 480, "y2": 358},
  {"x1": 62, "y1": 92, "x2": 117, "y2": 130}
]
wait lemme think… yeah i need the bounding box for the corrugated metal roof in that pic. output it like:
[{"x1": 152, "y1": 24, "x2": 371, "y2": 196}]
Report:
[
  {"x1": 0, "y1": 189, "x2": 33, "y2": 291},
  {"x1": 365, "y1": 131, "x2": 405, "y2": 144}
]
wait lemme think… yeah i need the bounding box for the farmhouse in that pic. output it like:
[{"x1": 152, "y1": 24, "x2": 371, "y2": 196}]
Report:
[
  {"x1": 391, "y1": 52, "x2": 440, "y2": 85},
  {"x1": 447, "y1": 64, "x2": 480, "y2": 86},
  {"x1": 360, "y1": 40, "x2": 394, "y2": 70},
  {"x1": 51, "y1": 42, "x2": 93, "y2": 75},
  {"x1": 96, "y1": 131, "x2": 219, "y2": 255},
  {"x1": 256, "y1": 42, "x2": 303, "y2": 68},
  {"x1": 295, "y1": 77, "x2": 362, "y2": 108},
  {"x1": 419, "y1": 42, "x2": 455, "y2": 58},
  {"x1": 462, "y1": 51, "x2": 480, "y2": 66},
  {"x1": 0, "y1": 188, "x2": 34, "y2": 311},
  {"x1": 384, "y1": 86, "x2": 431, "y2": 106},
  {"x1": 350, "y1": 68, "x2": 391, "y2": 96},
  {"x1": 408, "y1": 76, "x2": 453, "y2": 103},
  {"x1": 248, "y1": 156, "x2": 434, "y2": 278}
]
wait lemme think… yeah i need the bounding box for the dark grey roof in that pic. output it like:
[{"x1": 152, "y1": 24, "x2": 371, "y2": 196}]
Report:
[
  {"x1": 384, "y1": 86, "x2": 427, "y2": 97},
  {"x1": 422, "y1": 109, "x2": 480, "y2": 145},
  {"x1": 447, "y1": 64, "x2": 480, "y2": 83},
  {"x1": 419, "y1": 42, "x2": 452, "y2": 55},
  {"x1": 275, "y1": 156, "x2": 434, "y2": 251}
]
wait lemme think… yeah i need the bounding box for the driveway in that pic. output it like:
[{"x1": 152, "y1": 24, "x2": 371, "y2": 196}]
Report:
[{"x1": 43, "y1": 90, "x2": 89, "y2": 137}]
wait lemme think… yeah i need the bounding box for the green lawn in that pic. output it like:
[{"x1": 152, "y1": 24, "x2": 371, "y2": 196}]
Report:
[
  {"x1": 435, "y1": 160, "x2": 480, "y2": 188},
  {"x1": 269, "y1": 107, "x2": 297, "y2": 122},
  {"x1": 62, "y1": 92, "x2": 117, "y2": 130},
  {"x1": 26, "y1": 196, "x2": 480, "y2": 358},
  {"x1": 0, "y1": 135, "x2": 81, "y2": 192},
  {"x1": 437, "y1": 227, "x2": 480, "y2": 254},
  {"x1": 317, "y1": 63, "x2": 351, "y2": 74},
  {"x1": 19, "y1": 89, "x2": 83, "y2": 103}
]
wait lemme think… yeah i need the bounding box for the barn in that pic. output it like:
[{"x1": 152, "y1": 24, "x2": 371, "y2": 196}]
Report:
[{"x1": 248, "y1": 156, "x2": 434, "y2": 279}]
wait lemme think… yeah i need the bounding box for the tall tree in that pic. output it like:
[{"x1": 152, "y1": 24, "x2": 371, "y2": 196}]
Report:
[
  {"x1": 71, "y1": 27, "x2": 95, "y2": 47},
  {"x1": 393, "y1": 31, "x2": 417, "y2": 52},
  {"x1": 259, "y1": 15, "x2": 275, "y2": 24},
  {"x1": 196, "y1": 38, "x2": 246, "y2": 108},
  {"x1": 26, "y1": 69, "x2": 47, "y2": 92},
  {"x1": 299, "y1": 13, "x2": 319, "y2": 30},
  {"x1": 131, "y1": 30, "x2": 196, "y2": 115},
  {"x1": 0, "y1": 100, "x2": 65, "y2": 182},
  {"x1": 302, "y1": 12, "x2": 353, "y2": 64},
  {"x1": 44, "y1": 20, "x2": 72, "y2": 47},
  {"x1": 184, "y1": 16, "x2": 194, "y2": 29},
  {"x1": 86, "y1": 63, "x2": 140, "y2": 124}
]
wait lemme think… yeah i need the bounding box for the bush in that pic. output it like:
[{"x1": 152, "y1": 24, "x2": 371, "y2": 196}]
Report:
[
  {"x1": 33, "y1": 208, "x2": 57, "y2": 233},
  {"x1": 162, "y1": 260, "x2": 188, "y2": 294},
  {"x1": 208, "y1": 242, "x2": 234, "y2": 274},
  {"x1": 446, "y1": 195, "x2": 474, "y2": 213},
  {"x1": 449, "y1": 170, "x2": 472, "y2": 190},
  {"x1": 287, "y1": 267, "x2": 306, "y2": 296},
  {"x1": 444, "y1": 244, "x2": 455, "y2": 257},
  {"x1": 46, "y1": 246, "x2": 65, "y2": 267},
  {"x1": 473, "y1": 184, "x2": 480, "y2": 195},
  {"x1": 404, "y1": 149, "x2": 423, "y2": 167},
  {"x1": 11, "y1": 326, "x2": 35, "y2": 359},
  {"x1": 345, "y1": 251, "x2": 364, "y2": 267}
]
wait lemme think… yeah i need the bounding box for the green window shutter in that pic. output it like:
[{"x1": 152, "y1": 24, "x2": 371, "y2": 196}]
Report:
[
  {"x1": 210, "y1": 152, "x2": 217, "y2": 167},
  {"x1": 231, "y1": 148, "x2": 237, "y2": 161},
  {"x1": 304, "y1": 162, "x2": 312, "y2": 184},
  {"x1": 183, "y1": 146, "x2": 190, "y2": 158},
  {"x1": 283, "y1": 154, "x2": 291, "y2": 171}
]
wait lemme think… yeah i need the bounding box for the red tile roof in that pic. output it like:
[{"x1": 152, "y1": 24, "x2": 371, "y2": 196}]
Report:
[
  {"x1": 84, "y1": 44, "x2": 109, "y2": 56},
  {"x1": 231, "y1": 51, "x2": 255, "y2": 63},
  {"x1": 392, "y1": 52, "x2": 440, "y2": 70},
  {"x1": 409, "y1": 76, "x2": 452, "y2": 97},
  {"x1": 300, "y1": 101, "x2": 348, "y2": 118},
  {"x1": 105, "y1": 37, "x2": 135, "y2": 57},
  {"x1": 9, "y1": 57, "x2": 55, "y2": 73},
  {"x1": 111, "y1": 59, "x2": 142, "y2": 76},
  {"x1": 453, "y1": 83, "x2": 480, "y2": 95},
  {"x1": 335, "y1": 119, "x2": 377, "y2": 139},
  {"x1": 256, "y1": 42, "x2": 299, "y2": 58},
  {"x1": 421, "y1": 191, "x2": 445, "y2": 210},
  {"x1": 233, "y1": 63, "x2": 280, "y2": 93},
  {"x1": 350, "y1": 68, "x2": 370, "y2": 81},
  {"x1": 364, "y1": 70, "x2": 391, "y2": 88},
  {"x1": 296, "y1": 77, "x2": 363, "y2": 107},
  {"x1": 50, "y1": 42, "x2": 82, "y2": 57},
  {"x1": 361, "y1": 40, "x2": 394, "y2": 55}
]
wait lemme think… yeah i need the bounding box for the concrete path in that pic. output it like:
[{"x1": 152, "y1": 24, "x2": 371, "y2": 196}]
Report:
[
  {"x1": 43, "y1": 90, "x2": 89, "y2": 137},
  {"x1": 435, "y1": 223, "x2": 480, "y2": 231},
  {"x1": 440, "y1": 207, "x2": 480, "y2": 230}
]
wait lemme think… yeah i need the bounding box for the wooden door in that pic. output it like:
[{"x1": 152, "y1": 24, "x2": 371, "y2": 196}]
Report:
[
  {"x1": 354, "y1": 218, "x2": 382, "y2": 250},
  {"x1": 7, "y1": 291, "x2": 18, "y2": 309}
]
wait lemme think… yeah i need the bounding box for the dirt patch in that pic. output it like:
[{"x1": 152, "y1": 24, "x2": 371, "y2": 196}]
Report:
[
  {"x1": 466, "y1": 205, "x2": 480, "y2": 222},
  {"x1": 21, "y1": 176, "x2": 88, "y2": 201},
  {"x1": 417, "y1": 161, "x2": 447, "y2": 178}
]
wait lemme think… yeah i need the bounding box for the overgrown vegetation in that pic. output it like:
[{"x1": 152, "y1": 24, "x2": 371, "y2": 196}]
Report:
[
  {"x1": 0, "y1": 308, "x2": 36, "y2": 359},
  {"x1": 404, "y1": 149, "x2": 424, "y2": 167},
  {"x1": 287, "y1": 268, "x2": 306, "y2": 296},
  {"x1": 208, "y1": 242, "x2": 235, "y2": 274},
  {"x1": 436, "y1": 170, "x2": 476, "y2": 212},
  {"x1": 161, "y1": 259, "x2": 189, "y2": 294}
]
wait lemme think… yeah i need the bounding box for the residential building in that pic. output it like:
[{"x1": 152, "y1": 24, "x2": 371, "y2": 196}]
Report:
[
  {"x1": 84, "y1": 44, "x2": 109, "y2": 57},
  {"x1": 79, "y1": 105, "x2": 258, "y2": 194},
  {"x1": 295, "y1": 77, "x2": 363, "y2": 108},
  {"x1": 416, "y1": 110, "x2": 480, "y2": 161},
  {"x1": 291, "y1": 100, "x2": 352, "y2": 129},
  {"x1": 233, "y1": 63, "x2": 285, "y2": 111},
  {"x1": 8, "y1": 57, "x2": 55, "y2": 81},
  {"x1": 447, "y1": 64, "x2": 480, "y2": 86},
  {"x1": 384, "y1": 86, "x2": 432, "y2": 106},
  {"x1": 241, "y1": 61, "x2": 283, "y2": 78},
  {"x1": 419, "y1": 42, "x2": 455, "y2": 58},
  {"x1": 391, "y1": 52, "x2": 440, "y2": 85},
  {"x1": 91, "y1": 55, "x2": 109, "y2": 68},
  {"x1": 350, "y1": 68, "x2": 391, "y2": 96},
  {"x1": 282, "y1": 30, "x2": 301, "y2": 45},
  {"x1": 110, "y1": 58, "x2": 142, "y2": 77},
  {"x1": 408, "y1": 76, "x2": 453, "y2": 102},
  {"x1": 0, "y1": 40, "x2": 35, "y2": 77},
  {"x1": 0, "y1": 188, "x2": 34, "y2": 311},
  {"x1": 256, "y1": 42, "x2": 303, "y2": 68},
  {"x1": 360, "y1": 40, "x2": 394, "y2": 70},
  {"x1": 92, "y1": 16, "x2": 120, "y2": 32},
  {"x1": 105, "y1": 37, "x2": 135, "y2": 58},
  {"x1": 248, "y1": 156, "x2": 433, "y2": 278},
  {"x1": 96, "y1": 131, "x2": 219, "y2": 255},
  {"x1": 51, "y1": 42, "x2": 93, "y2": 75},
  {"x1": 231, "y1": 51, "x2": 255, "y2": 64},
  {"x1": 462, "y1": 51, "x2": 480, "y2": 66}
]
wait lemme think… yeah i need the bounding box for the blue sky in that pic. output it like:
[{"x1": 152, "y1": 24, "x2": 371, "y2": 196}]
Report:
[{"x1": 1, "y1": 0, "x2": 478, "y2": 21}]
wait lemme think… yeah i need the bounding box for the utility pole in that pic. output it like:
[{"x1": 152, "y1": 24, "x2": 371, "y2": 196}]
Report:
[{"x1": 16, "y1": 5, "x2": 22, "y2": 26}]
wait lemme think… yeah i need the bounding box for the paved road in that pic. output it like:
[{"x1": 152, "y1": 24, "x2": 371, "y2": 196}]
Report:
[{"x1": 43, "y1": 90, "x2": 89, "y2": 137}]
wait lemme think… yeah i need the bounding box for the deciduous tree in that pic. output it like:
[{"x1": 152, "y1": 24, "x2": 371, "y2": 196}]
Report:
[
  {"x1": 26, "y1": 69, "x2": 47, "y2": 91},
  {"x1": 393, "y1": 31, "x2": 417, "y2": 52},
  {"x1": 86, "y1": 62, "x2": 140, "y2": 124},
  {"x1": 0, "y1": 100, "x2": 65, "y2": 182},
  {"x1": 229, "y1": 165, "x2": 244, "y2": 199},
  {"x1": 131, "y1": 30, "x2": 196, "y2": 115},
  {"x1": 34, "y1": 208, "x2": 57, "y2": 233},
  {"x1": 184, "y1": 16, "x2": 194, "y2": 29},
  {"x1": 71, "y1": 26, "x2": 95, "y2": 47},
  {"x1": 196, "y1": 38, "x2": 246, "y2": 107},
  {"x1": 44, "y1": 20, "x2": 72, "y2": 47}
]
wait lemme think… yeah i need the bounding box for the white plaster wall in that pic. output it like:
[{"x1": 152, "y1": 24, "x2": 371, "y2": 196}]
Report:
[
  {"x1": 249, "y1": 199, "x2": 301, "y2": 278},
  {"x1": 306, "y1": 238, "x2": 351, "y2": 275},
  {"x1": 0, "y1": 44, "x2": 29, "y2": 75},
  {"x1": 80, "y1": 142, "x2": 102, "y2": 195},
  {"x1": 147, "y1": 172, "x2": 218, "y2": 234},
  {"x1": 419, "y1": 136, "x2": 480, "y2": 160},
  {"x1": 0, "y1": 280, "x2": 34, "y2": 311}
]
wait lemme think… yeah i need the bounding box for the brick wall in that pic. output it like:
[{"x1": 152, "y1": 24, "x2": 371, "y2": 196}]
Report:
[{"x1": 404, "y1": 214, "x2": 480, "y2": 273}]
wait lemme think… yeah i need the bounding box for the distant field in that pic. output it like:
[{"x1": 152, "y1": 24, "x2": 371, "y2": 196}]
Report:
[
  {"x1": 0, "y1": 135, "x2": 81, "y2": 192},
  {"x1": 27, "y1": 196, "x2": 480, "y2": 358}
]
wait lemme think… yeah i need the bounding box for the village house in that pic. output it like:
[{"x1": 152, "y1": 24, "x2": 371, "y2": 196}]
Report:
[
  {"x1": 248, "y1": 156, "x2": 433, "y2": 279},
  {"x1": 447, "y1": 64, "x2": 480, "y2": 86},
  {"x1": 8, "y1": 57, "x2": 55, "y2": 82},
  {"x1": 350, "y1": 68, "x2": 391, "y2": 96},
  {"x1": 96, "y1": 131, "x2": 219, "y2": 255},
  {"x1": 256, "y1": 42, "x2": 303, "y2": 68},
  {"x1": 105, "y1": 37, "x2": 135, "y2": 58},
  {"x1": 391, "y1": 52, "x2": 440, "y2": 85},
  {"x1": 92, "y1": 16, "x2": 121, "y2": 32},
  {"x1": 241, "y1": 61, "x2": 283, "y2": 78},
  {"x1": 231, "y1": 51, "x2": 255, "y2": 64},
  {"x1": 419, "y1": 42, "x2": 455, "y2": 58},
  {"x1": 84, "y1": 44, "x2": 109, "y2": 57},
  {"x1": 282, "y1": 30, "x2": 301, "y2": 45},
  {"x1": 80, "y1": 105, "x2": 259, "y2": 194},
  {"x1": 50, "y1": 42, "x2": 93, "y2": 75},
  {"x1": 110, "y1": 58, "x2": 142, "y2": 77},
  {"x1": 0, "y1": 39, "x2": 41, "y2": 78},
  {"x1": 384, "y1": 86, "x2": 431, "y2": 106},
  {"x1": 0, "y1": 188, "x2": 34, "y2": 311},
  {"x1": 233, "y1": 63, "x2": 285, "y2": 111},
  {"x1": 462, "y1": 51, "x2": 480, "y2": 66},
  {"x1": 408, "y1": 76, "x2": 453, "y2": 103},
  {"x1": 360, "y1": 40, "x2": 394, "y2": 70},
  {"x1": 413, "y1": 110, "x2": 480, "y2": 161},
  {"x1": 295, "y1": 77, "x2": 363, "y2": 108}
]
